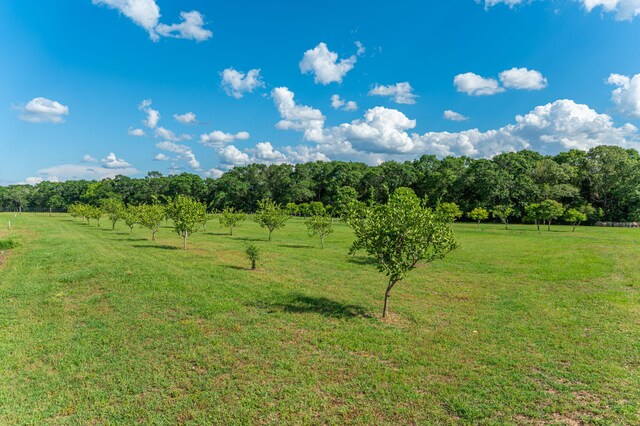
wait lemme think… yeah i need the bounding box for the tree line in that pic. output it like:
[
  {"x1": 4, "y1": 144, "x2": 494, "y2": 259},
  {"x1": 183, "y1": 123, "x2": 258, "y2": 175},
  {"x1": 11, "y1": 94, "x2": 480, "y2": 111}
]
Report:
[{"x1": 2, "y1": 145, "x2": 640, "y2": 223}]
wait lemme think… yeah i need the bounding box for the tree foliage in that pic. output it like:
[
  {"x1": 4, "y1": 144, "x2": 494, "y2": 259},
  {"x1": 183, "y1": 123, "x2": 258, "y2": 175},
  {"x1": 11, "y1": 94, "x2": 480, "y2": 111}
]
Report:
[
  {"x1": 491, "y1": 205, "x2": 514, "y2": 230},
  {"x1": 167, "y1": 195, "x2": 207, "y2": 250},
  {"x1": 305, "y1": 215, "x2": 333, "y2": 249},
  {"x1": 253, "y1": 199, "x2": 289, "y2": 241},
  {"x1": 346, "y1": 187, "x2": 457, "y2": 318},
  {"x1": 219, "y1": 207, "x2": 247, "y2": 236},
  {"x1": 467, "y1": 207, "x2": 489, "y2": 228},
  {"x1": 137, "y1": 204, "x2": 166, "y2": 241}
]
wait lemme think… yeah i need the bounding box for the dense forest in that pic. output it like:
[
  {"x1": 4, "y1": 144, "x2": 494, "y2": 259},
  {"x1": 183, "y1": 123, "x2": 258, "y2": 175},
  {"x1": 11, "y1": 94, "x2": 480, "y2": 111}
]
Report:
[{"x1": 2, "y1": 145, "x2": 640, "y2": 222}]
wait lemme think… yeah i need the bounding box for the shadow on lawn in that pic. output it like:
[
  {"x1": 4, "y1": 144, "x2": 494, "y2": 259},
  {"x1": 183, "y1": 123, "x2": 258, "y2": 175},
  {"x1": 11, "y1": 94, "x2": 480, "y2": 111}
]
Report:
[
  {"x1": 347, "y1": 256, "x2": 378, "y2": 266},
  {"x1": 277, "y1": 244, "x2": 313, "y2": 249},
  {"x1": 254, "y1": 293, "x2": 371, "y2": 319},
  {"x1": 133, "y1": 244, "x2": 178, "y2": 251}
]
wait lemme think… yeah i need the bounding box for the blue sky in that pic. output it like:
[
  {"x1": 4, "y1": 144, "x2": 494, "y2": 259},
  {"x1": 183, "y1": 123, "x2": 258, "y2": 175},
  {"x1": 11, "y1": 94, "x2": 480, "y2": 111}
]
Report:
[{"x1": 1, "y1": 0, "x2": 640, "y2": 184}]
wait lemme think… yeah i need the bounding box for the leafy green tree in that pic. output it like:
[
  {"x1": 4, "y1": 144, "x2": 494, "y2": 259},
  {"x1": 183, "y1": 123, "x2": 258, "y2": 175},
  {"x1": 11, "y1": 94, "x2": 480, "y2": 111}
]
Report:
[
  {"x1": 306, "y1": 215, "x2": 333, "y2": 249},
  {"x1": 538, "y1": 199, "x2": 565, "y2": 231},
  {"x1": 167, "y1": 195, "x2": 207, "y2": 250},
  {"x1": 85, "y1": 205, "x2": 103, "y2": 226},
  {"x1": 285, "y1": 203, "x2": 299, "y2": 216},
  {"x1": 467, "y1": 207, "x2": 489, "y2": 228},
  {"x1": 436, "y1": 202, "x2": 463, "y2": 222},
  {"x1": 245, "y1": 243, "x2": 261, "y2": 270},
  {"x1": 138, "y1": 204, "x2": 165, "y2": 241},
  {"x1": 253, "y1": 199, "x2": 289, "y2": 241},
  {"x1": 334, "y1": 185, "x2": 358, "y2": 218},
  {"x1": 564, "y1": 209, "x2": 587, "y2": 232},
  {"x1": 121, "y1": 205, "x2": 140, "y2": 234},
  {"x1": 524, "y1": 203, "x2": 544, "y2": 232},
  {"x1": 491, "y1": 205, "x2": 514, "y2": 230},
  {"x1": 219, "y1": 207, "x2": 247, "y2": 235},
  {"x1": 101, "y1": 198, "x2": 125, "y2": 230},
  {"x1": 346, "y1": 187, "x2": 457, "y2": 318}
]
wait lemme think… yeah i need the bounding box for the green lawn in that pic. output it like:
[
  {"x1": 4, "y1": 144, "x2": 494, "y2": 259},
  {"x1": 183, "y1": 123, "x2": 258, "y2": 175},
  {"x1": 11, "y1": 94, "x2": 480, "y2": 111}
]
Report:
[{"x1": 0, "y1": 214, "x2": 638, "y2": 424}]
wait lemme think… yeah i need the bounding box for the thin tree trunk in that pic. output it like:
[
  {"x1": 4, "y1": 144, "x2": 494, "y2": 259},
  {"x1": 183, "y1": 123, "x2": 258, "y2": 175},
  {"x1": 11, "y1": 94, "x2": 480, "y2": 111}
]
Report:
[
  {"x1": 321, "y1": 235, "x2": 324, "y2": 249},
  {"x1": 382, "y1": 279, "x2": 397, "y2": 318},
  {"x1": 152, "y1": 230, "x2": 156, "y2": 241},
  {"x1": 477, "y1": 220, "x2": 480, "y2": 228},
  {"x1": 230, "y1": 226, "x2": 233, "y2": 236},
  {"x1": 251, "y1": 259, "x2": 256, "y2": 270},
  {"x1": 183, "y1": 231, "x2": 187, "y2": 250},
  {"x1": 547, "y1": 220, "x2": 551, "y2": 231},
  {"x1": 268, "y1": 230, "x2": 272, "y2": 241}
]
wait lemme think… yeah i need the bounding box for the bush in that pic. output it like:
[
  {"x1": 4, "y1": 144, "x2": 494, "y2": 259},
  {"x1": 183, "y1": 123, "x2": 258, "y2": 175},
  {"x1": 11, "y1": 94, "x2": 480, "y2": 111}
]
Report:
[{"x1": 245, "y1": 243, "x2": 261, "y2": 270}]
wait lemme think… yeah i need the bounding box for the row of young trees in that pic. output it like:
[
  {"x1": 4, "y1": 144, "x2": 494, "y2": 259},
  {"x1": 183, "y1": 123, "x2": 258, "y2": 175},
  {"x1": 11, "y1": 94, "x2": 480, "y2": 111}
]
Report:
[
  {"x1": 69, "y1": 196, "x2": 336, "y2": 250},
  {"x1": 69, "y1": 188, "x2": 455, "y2": 318},
  {"x1": 3, "y1": 145, "x2": 640, "y2": 222}
]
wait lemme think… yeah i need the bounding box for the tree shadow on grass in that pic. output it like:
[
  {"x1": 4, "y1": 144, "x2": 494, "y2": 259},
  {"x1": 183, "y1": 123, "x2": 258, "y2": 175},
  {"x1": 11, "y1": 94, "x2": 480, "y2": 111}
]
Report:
[
  {"x1": 347, "y1": 256, "x2": 378, "y2": 266},
  {"x1": 253, "y1": 293, "x2": 371, "y2": 319},
  {"x1": 204, "y1": 232, "x2": 231, "y2": 236},
  {"x1": 234, "y1": 237, "x2": 265, "y2": 242},
  {"x1": 120, "y1": 238, "x2": 148, "y2": 242},
  {"x1": 278, "y1": 244, "x2": 313, "y2": 249},
  {"x1": 133, "y1": 244, "x2": 178, "y2": 251}
]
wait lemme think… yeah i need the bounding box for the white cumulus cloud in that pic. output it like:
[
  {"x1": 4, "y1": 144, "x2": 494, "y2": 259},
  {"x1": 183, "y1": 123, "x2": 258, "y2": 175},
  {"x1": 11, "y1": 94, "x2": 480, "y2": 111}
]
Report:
[
  {"x1": 454, "y1": 73, "x2": 505, "y2": 96},
  {"x1": 299, "y1": 42, "x2": 357, "y2": 85},
  {"x1": 92, "y1": 0, "x2": 212, "y2": 41},
  {"x1": 156, "y1": 11, "x2": 212, "y2": 41},
  {"x1": 156, "y1": 141, "x2": 200, "y2": 170},
  {"x1": 607, "y1": 73, "x2": 640, "y2": 117},
  {"x1": 272, "y1": 87, "x2": 326, "y2": 143},
  {"x1": 128, "y1": 127, "x2": 146, "y2": 136},
  {"x1": 499, "y1": 67, "x2": 548, "y2": 90},
  {"x1": 139, "y1": 99, "x2": 160, "y2": 129},
  {"x1": 18, "y1": 97, "x2": 69, "y2": 123},
  {"x1": 173, "y1": 112, "x2": 198, "y2": 125},
  {"x1": 220, "y1": 68, "x2": 265, "y2": 99},
  {"x1": 101, "y1": 152, "x2": 132, "y2": 169},
  {"x1": 443, "y1": 110, "x2": 469, "y2": 121},
  {"x1": 200, "y1": 130, "x2": 250, "y2": 147},
  {"x1": 368, "y1": 82, "x2": 418, "y2": 104},
  {"x1": 331, "y1": 94, "x2": 358, "y2": 111}
]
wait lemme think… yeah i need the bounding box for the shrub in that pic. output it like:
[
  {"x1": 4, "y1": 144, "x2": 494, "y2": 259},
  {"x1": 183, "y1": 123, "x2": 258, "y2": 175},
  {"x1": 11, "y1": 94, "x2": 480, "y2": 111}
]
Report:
[{"x1": 245, "y1": 243, "x2": 261, "y2": 270}]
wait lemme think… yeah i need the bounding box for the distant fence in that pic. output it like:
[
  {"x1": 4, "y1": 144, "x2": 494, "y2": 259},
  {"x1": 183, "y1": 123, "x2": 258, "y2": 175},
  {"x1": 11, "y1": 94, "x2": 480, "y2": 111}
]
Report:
[
  {"x1": 594, "y1": 221, "x2": 640, "y2": 228},
  {"x1": 0, "y1": 208, "x2": 67, "y2": 214}
]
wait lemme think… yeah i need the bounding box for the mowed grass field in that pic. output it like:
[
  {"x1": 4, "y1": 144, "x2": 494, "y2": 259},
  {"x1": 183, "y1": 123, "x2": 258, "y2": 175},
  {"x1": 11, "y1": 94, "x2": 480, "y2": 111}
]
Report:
[{"x1": 0, "y1": 213, "x2": 639, "y2": 425}]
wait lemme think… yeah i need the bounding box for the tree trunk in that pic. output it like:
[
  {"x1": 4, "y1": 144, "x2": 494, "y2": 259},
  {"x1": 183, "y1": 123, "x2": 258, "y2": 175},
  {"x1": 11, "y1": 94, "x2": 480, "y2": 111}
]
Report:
[
  {"x1": 112, "y1": 222, "x2": 116, "y2": 230},
  {"x1": 183, "y1": 231, "x2": 187, "y2": 250},
  {"x1": 382, "y1": 279, "x2": 397, "y2": 318},
  {"x1": 152, "y1": 230, "x2": 156, "y2": 241},
  {"x1": 268, "y1": 230, "x2": 272, "y2": 241},
  {"x1": 504, "y1": 220, "x2": 508, "y2": 230},
  {"x1": 251, "y1": 259, "x2": 256, "y2": 270},
  {"x1": 477, "y1": 220, "x2": 480, "y2": 228},
  {"x1": 547, "y1": 220, "x2": 551, "y2": 231},
  {"x1": 321, "y1": 235, "x2": 325, "y2": 250},
  {"x1": 230, "y1": 226, "x2": 233, "y2": 236},
  {"x1": 536, "y1": 220, "x2": 540, "y2": 232}
]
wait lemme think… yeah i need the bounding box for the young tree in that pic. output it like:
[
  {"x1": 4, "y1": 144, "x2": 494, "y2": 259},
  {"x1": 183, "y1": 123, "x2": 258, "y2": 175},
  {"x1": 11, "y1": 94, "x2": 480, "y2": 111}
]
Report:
[
  {"x1": 436, "y1": 202, "x2": 463, "y2": 222},
  {"x1": 539, "y1": 199, "x2": 565, "y2": 231},
  {"x1": 346, "y1": 187, "x2": 457, "y2": 318},
  {"x1": 219, "y1": 207, "x2": 247, "y2": 236},
  {"x1": 285, "y1": 203, "x2": 299, "y2": 216},
  {"x1": 245, "y1": 243, "x2": 261, "y2": 270},
  {"x1": 564, "y1": 208, "x2": 587, "y2": 232},
  {"x1": 167, "y1": 195, "x2": 207, "y2": 250},
  {"x1": 101, "y1": 198, "x2": 124, "y2": 230},
  {"x1": 524, "y1": 203, "x2": 544, "y2": 232},
  {"x1": 491, "y1": 205, "x2": 514, "y2": 230},
  {"x1": 306, "y1": 215, "x2": 333, "y2": 249},
  {"x1": 85, "y1": 205, "x2": 103, "y2": 226},
  {"x1": 253, "y1": 199, "x2": 289, "y2": 241},
  {"x1": 121, "y1": 205, "x2": 140, "y2": 234},
  {"x1": 138, "y1": 204, "x2": 165, "y2": 241},
  {"x1": 467, "y1": 207, "x2": 489, "y2": 228}
]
